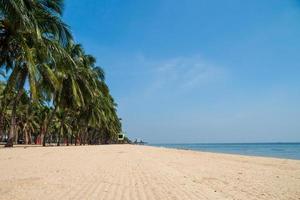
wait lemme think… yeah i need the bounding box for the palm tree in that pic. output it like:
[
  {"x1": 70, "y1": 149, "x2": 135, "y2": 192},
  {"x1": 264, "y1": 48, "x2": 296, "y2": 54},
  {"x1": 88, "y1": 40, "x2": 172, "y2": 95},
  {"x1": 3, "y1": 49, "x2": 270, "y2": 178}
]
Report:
[
  {"x1": 0, "y1": 0, "x2": 72, "y2": 147},
  {"x1": 0, "y1": 1, "x2": 123, "y2": 147},
  {"x1": 0, "y1": 82, "x2": 9, "y2": 142},
  {"x1": 19, "y1": 101, "x2": 40, "y2": 144}
]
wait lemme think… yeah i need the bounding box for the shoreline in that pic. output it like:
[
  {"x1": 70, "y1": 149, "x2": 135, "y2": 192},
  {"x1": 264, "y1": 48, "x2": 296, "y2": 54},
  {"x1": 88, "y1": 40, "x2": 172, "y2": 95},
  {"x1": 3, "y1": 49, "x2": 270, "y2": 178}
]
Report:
[
  {"x1": 146, "y1": 145, "x2": 300, "y2": 161},
  {"x1": 1, "y1": 145, "x2": 300, "y2": 199},
  {"x1": 3, "y1": 143, "x2": 300, "y2": 161},
  {"x1": 148, "y1": 143, "x2": 300, "y2": 161}
]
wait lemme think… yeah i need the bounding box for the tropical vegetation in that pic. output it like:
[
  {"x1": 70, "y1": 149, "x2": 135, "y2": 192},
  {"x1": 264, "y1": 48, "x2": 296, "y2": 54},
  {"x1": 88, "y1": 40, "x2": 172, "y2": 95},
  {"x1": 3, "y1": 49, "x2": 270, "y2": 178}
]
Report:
[{"x1": 0, "y1": 0, "x2": 123, "y2": 147}]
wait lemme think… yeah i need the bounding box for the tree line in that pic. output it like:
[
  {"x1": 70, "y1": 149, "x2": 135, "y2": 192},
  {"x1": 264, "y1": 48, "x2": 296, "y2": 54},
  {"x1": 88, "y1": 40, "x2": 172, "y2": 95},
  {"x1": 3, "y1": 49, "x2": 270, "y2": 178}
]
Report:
[{"x1": 0, "y1": 0, "x2": 123, "y2": 147}]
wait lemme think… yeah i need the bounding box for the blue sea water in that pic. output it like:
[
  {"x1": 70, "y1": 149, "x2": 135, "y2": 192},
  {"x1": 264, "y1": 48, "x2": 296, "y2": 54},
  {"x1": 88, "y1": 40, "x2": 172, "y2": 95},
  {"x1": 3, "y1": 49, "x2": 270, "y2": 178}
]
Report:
[{"x1": 150, "y1": 143, "x2": 300, "y2": 160}]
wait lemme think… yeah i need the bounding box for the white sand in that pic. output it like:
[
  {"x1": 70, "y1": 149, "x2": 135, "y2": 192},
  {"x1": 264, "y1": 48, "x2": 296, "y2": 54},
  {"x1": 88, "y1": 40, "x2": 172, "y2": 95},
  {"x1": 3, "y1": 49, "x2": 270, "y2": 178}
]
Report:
[{"x1": 0, "y1": 145, "x2": 300, "y2": 200}]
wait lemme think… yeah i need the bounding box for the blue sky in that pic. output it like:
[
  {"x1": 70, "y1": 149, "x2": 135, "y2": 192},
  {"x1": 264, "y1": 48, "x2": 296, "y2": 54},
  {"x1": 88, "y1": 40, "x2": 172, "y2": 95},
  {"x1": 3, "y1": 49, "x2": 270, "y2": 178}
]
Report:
[{"x1": 64, "y1": 0, "x2": 300, "y2": 143}]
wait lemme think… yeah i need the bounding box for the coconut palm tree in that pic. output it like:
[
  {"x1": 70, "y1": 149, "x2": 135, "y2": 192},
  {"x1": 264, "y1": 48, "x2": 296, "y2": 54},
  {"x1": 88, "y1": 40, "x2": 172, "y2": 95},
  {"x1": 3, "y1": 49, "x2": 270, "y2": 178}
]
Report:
[
  {"x1": 0, "y1": 1, "x2": 123, "y2": 147},
  {"x1": 0, "y1": 0, "x2": 72, "y2": 147},
  {"x1": 19, "y1": 101, "x2": 41, "y2": 144},
  {"x1": 0, "y1": 82, "x2": 8, "y2": 142}
]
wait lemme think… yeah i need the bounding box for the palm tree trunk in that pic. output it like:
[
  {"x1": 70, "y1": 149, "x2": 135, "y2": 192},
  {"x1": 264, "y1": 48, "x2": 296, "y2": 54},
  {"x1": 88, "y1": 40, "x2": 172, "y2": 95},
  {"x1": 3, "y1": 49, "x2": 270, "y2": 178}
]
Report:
[
  {"x1": 57, "y1": 132, "x2": 61, "y2": 146},
  {"x1": 75, "y1": 130, "x2": 80, "y2": 146},
  {"x1": 0, "y1": 114, "x2": 4, "y2": 142},
  {"x1": 57, "y1": 117, "x2": 64, "y2": 146},
  {"x1": 57, "y1": 127, "x2": 61, "y2": 146},
  {"x1": 84, "y1": 127, "x2": 88, "y2": 145},
  {"x1": 40, "y1": 122, "x2": 46, "y2": 146},
  {"x1": 5, "y1": 100, "x2": 17, "y2": 147},
  {"x1": 66, "y1": 136, "x2": 69, "y2": 146},
  {"x1": 5, "y1": 70, "x2": 26, "y2": 147},
  {"x1": 28, "y1": 131, "x2": 32, "y2": 144},
  {"x1": 42, "y1": 105, "x2": 58, "y2": 146},
  {"x1": 24, "y1": 128, "x2": 29, "y2": 145},
  {"x1": 14, "y1": 125, "x2": 19, "y2": 144}
]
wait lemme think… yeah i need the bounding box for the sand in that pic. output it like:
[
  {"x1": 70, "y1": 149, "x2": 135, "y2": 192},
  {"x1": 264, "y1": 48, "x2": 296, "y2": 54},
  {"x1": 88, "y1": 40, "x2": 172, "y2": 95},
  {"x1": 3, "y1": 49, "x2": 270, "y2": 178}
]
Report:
[{"x1": 0, "y1": 145, "x2": 299, "y2": 200}]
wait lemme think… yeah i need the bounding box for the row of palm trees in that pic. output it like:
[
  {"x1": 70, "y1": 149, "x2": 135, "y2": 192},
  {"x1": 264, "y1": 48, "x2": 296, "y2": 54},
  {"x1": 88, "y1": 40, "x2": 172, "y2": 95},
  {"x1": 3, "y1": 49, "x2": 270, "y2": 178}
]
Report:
[{"x1": 0, "y1": 0, "x2": 122, "y2": 147}]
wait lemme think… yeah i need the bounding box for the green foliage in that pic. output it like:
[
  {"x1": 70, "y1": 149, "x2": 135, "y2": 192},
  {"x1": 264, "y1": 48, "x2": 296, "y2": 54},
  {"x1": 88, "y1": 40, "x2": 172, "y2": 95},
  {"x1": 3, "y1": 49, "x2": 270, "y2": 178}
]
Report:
[{"x1": 0, "y1": 0, "x2": 123, "y2": 146}]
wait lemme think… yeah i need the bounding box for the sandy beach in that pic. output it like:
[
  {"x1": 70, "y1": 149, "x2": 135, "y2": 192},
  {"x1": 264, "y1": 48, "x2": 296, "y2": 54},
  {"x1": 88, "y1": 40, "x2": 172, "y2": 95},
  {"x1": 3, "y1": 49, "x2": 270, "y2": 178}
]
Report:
[{"x1": 0, "y1": 145, "x2": 299, "y2": 200}]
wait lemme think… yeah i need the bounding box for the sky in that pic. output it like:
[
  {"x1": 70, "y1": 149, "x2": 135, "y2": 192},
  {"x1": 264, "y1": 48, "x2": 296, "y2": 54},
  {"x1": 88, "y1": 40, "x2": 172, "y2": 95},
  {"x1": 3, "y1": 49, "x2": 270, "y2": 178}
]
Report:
[{"x1": 63, "y1": 0, "x2": 300, "y2": 143}]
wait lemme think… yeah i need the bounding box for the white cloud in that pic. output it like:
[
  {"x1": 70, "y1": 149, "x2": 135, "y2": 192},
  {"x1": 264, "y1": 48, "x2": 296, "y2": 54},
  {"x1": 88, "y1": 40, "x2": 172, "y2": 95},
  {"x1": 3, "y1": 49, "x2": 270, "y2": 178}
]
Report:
[{"x1": 143, "y1": 55, "x2": 228, "y2": 95}]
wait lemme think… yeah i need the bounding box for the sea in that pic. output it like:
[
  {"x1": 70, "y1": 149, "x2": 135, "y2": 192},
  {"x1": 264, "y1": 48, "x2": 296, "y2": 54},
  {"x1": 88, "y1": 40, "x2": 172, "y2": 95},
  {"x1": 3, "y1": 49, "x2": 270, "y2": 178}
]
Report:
[{"x1": 150, "y1": 143, "x2": 300, "y2": 160}]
